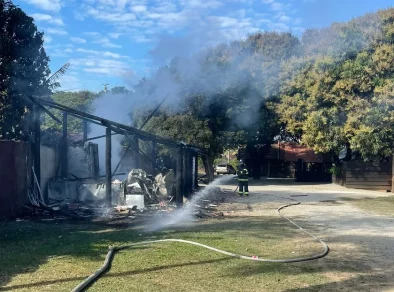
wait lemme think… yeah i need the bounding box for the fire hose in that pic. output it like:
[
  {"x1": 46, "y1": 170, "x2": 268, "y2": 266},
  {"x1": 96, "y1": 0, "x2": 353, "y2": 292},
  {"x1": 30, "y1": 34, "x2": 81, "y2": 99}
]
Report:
[{"x1": 71, "y1": 192, "x2": 329, "y2": 292}]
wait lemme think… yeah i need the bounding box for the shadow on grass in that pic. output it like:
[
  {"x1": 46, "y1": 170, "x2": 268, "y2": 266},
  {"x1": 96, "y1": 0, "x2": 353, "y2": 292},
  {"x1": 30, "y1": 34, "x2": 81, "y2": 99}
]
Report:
[
  {"x1": 0, "y1": 221, "x2": 154, "y2": 288},
  {"x1": 222, "y1": 231, "x2": 394, "y2": 292},
  {"x1": 0, "y1": 257, "x2": 230, "y2": 291},
  {"x1": 0, "y1": 215, "x2": 302, "y2": 288}
]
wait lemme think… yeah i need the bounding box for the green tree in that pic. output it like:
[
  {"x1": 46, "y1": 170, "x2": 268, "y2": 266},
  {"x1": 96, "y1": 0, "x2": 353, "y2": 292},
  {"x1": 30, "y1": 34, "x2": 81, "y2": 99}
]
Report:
[
  {"x1": 277, "y1": 8, "x2": 394, "y2": 161},
  {"x1": 0, "y1": 0, "x2": 50, "y2": 140},
  {"x1": 42, "y1": 91, "x2": 97, "y2": 134}
]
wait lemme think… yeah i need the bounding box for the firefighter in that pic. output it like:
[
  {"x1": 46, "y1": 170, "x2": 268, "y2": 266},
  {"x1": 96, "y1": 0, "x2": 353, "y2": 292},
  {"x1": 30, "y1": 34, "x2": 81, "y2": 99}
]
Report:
[{"x1": 237, "y1": 163, "x2": 249, "y2": 196}]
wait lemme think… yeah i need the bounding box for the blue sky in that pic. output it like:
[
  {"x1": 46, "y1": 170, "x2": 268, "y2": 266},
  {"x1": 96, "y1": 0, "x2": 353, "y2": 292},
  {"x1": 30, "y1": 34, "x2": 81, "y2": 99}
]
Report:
[{"x1": 13, "y1": 0, "x2": 394, "y2": 92}]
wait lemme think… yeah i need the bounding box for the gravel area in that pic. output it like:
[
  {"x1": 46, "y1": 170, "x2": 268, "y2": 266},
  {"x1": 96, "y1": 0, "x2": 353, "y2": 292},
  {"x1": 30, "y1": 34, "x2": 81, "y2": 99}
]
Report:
[{"x1": 215, "y1": 176, "x2": 394, "y2": 291}]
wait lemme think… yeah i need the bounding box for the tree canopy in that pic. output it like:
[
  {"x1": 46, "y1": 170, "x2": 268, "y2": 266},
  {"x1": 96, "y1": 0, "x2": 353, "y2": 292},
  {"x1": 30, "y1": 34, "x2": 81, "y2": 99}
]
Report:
[
  {"x1": 129, "y1": 7, "x2": 394, "y2": 162},
  {"x1": 0, "y1": 0, "x2": 50, "y2": 140},
  {"x1": 278, "y1": 8, "x2": 394, "y2": 161}
]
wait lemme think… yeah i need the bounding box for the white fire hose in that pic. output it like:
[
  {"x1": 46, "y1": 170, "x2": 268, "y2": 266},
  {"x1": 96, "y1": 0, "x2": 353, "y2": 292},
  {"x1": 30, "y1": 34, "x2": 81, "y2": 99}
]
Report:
[{"x1": 71, "y1": 192, "x2": 329, "y2": 292}]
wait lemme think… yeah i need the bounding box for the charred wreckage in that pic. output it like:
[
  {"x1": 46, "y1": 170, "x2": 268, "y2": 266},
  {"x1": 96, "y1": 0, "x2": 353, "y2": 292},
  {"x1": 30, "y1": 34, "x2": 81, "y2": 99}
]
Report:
[{"x1": 22, "y1": 96, "x2": 217, "y2": 222}]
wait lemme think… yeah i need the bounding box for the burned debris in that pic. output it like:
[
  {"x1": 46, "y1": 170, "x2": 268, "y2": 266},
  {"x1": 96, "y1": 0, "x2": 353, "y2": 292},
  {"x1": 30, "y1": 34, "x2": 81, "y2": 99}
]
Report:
[{"x1": 14, "y1": 96, "x2": 217, "y2": 223}]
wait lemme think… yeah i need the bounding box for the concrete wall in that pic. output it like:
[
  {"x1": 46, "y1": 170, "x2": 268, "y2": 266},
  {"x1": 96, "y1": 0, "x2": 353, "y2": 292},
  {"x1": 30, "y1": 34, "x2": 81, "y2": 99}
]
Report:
[
  {"x1": 68, "y1": 143, "x2": 99, "y2": 179},
  {"x1": 40, "y1": 142, "x2": 99, "y2": 202},
  {"x1": 48, "y1": 180, "x2": 126, "y2": 206},
  {"x1": 0, "y1": 141, "x2": 31, "y2": 218},
  {"x1": 40, "y1": 145, "x2": 58, "y2": 198}
]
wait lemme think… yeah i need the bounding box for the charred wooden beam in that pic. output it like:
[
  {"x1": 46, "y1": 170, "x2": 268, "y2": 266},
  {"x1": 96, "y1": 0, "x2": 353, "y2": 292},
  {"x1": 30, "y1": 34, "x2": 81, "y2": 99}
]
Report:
[
  {"x1": 106, "y1": 128, "x2": 112, "y2": 207},
  {"x1": 35, "y1": 97, "x2": 180, "y2": 148},
  {"x1": 182, "y1": 147, "x2": 188, "y2": 197},
  {"x1": 69, "y1": 172, "x2": 126, "y2": 181},
  {"x1": 176, "y1": 146, "x2": 184, "y2": 207},
  {"x1": 33, "y1": 106, "x2": 41, "y2": 194},
  {"x1": 83, "y1": 120, "x2": 88, "y2": 142},
  {"x1": 131, "y1": 136, "x2": 139, "y2": 169},
  {"x1": 187, "y1": 150, "x2": 193, "y2": 193},
  {"x1": 140, "y1": 95, "x2": 168, "y2": 130},
  {"x1": 61, "y1": 112, "x2": 68, "y2": 178},
  {"x1": 28, "y1": 96, "x2": 61, "y2": 124},
  {"x1": 86, "y1": 132, "x2": 119, "y2": 142},
  {"x1": 194, "y1": 154, "x2": 199, "y2": 189},
  {"x1": 152, "y1": 140, "x2": 157, "y2": 172}
]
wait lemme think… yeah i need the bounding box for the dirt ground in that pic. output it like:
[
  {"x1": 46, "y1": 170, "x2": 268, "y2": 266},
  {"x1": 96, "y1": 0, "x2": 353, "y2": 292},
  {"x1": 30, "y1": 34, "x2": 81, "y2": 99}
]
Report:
[{"x1": 214, "y1": 176, "x2": 394, "y2": 292}]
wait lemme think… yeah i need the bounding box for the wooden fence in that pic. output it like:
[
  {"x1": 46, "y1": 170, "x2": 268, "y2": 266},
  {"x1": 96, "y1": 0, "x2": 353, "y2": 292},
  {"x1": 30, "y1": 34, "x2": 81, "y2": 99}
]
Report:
[
  {"x1": 341, "y1": 160, "x2": 392, "y2": 191},
  {"x1": 0, "y1": 141, "x2": 31, "y2": 218}
]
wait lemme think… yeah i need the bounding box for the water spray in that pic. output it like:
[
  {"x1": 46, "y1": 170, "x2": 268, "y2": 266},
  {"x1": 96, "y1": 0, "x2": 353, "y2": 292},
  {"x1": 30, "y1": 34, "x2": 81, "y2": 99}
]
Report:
[{"x1": 71, "y1": 179, "x2": 329, "y2": 292}]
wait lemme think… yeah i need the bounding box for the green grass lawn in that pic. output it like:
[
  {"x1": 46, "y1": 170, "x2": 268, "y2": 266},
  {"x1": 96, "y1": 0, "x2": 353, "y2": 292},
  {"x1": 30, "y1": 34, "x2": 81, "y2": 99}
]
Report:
[
  {"x1": 340, "y1": 195, "x2": 394, "y2": 217},
  {"x1": 0, "y1": 216, "x2": 355, "y2": 291}
]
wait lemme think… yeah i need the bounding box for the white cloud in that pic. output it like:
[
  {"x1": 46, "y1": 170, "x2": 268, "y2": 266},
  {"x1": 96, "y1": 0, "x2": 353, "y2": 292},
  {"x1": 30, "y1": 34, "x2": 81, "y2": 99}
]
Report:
[
  {"x1": 178, "y1": 0, "x2": 223, "y2": 9},
  {"x1": 23, "y1": 0, "x2": 63, "y2": 12},
  {"x1": 271, "y1": 2, "x2": 285, "y2": 11},
  {"x1": 69, "y1": 57, "x2": 134, "y2": 77},
  {"x1": 294, "y1": 17, "x2": 302, "y2": 25},
  {"x1": 76, "y1": 48, "x2": 125, "y2": 59},
  {"x1": 75, "y1": 0, "x2": 304, "y2": 64},
  {"x1": 31, "y1": 13, "x2": 64, "y2": 26},
  {"x1": 45, "y1": 43, "x2": 74, "y2": 50},
  {"x1": 85, "y1": 6, "x2": 136, "y2": 23},
  {"x1": 278, "y1": 15, "x2": 291, "y2": 22},
  {"x1": 50, "y1": 49, "x2": 70, "y2": 57},
  {"x1": 44, "y1": 35, "x2": 52, "y2": 43},
  {"x1": 46, "y1": 28, "x2": 68, "y2": 35},
  {"x1": 57, "y1": 73, "x2": 83, "y2": 91},
  {"x1": 94, "y1": 38, "x2": 122, "y2": 48},
  {"x1": 84, "y1": 32, "x2": 122, "y2": 48},
  {"x1": 131, "y1": 5, "x2": 147, "y2": 13},
  {"x1": 267, "y1": 22, "x2": 289, "y2": 31},
  {"x1": 70, "y1": 37, "x2": 87, "y2": 43},
  {"x1": 108, "y1": 33, "x2": 122, "y2": 39}
]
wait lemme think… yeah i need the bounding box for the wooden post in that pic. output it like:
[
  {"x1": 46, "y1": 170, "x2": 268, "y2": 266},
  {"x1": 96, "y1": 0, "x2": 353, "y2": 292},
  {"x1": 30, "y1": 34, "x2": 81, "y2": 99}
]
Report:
[
  {"x1": 176, "y1": 146, "x2": 183, "y2": 207},
  {"x1": 187, "y1": 150, "x2": 193, "y2": 193},
  {"x1": 83, "y1": 120, "x2": 88, "y2": 142},
  {"x1": 33, "y1": 106, "x2": 41, "y2": 191},
  {"x1": 106, "y1": 128, "x2": 112, "y2": 207},
  {"x1": 392, "y1": 155, "x2": 394, "y2": 193},
  {"x1": 132, "y1": 136, "x2": 139, "y2": 169},
  {"x1": 61, "y1": 112, "x2": 68, "y2": 178},
  {"x1": 194, "y1": 154, "x2": 199, "y2": 189},
  {"x1": 152, "y1": 140, "x2": 156, "y2": 173},
  {"x1": 182, "y1": 148, "x2": 189, "y2": 197}
]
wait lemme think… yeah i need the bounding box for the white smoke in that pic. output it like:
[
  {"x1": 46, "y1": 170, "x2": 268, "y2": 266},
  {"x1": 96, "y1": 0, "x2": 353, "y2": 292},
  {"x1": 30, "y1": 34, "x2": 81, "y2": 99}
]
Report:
[
  {"x1": 89, "y1": 92, "x2": 132, "y2": 175},
  {"x1": 146, "y1": 175, "x2": 232, "y2": 232}
]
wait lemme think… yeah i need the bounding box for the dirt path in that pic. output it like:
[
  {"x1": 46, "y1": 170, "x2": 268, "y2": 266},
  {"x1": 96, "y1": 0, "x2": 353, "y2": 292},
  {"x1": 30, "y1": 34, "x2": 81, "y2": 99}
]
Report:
[{"x1": 216, "y1": 177, "x2": 394, "y2": 291}]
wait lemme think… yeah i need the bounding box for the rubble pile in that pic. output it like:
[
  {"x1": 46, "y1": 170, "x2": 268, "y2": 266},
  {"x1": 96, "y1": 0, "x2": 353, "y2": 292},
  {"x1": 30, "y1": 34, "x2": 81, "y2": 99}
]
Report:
[
  {"x1": 190, "y1": 186, "x2": 225, "y2": 218},
  {"x1": 21, "y1": 168, "x2": 227, "y2": 224}
]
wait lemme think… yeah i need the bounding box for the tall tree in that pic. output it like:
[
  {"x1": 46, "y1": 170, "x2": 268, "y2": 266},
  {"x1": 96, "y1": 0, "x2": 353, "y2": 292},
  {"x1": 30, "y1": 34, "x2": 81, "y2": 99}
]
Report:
[
  {"x1": 0, "y1": 0, "x2": 50, "y2": 140},
  {"x1": 277, "y1": 8, "x2": 394, "y2": 161}
]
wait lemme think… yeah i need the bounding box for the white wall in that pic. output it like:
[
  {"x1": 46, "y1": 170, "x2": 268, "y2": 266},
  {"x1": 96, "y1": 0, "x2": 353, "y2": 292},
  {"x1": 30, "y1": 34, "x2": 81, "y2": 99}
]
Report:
[{"x1": 40, "y1": 145, "x2": 57, "y2": 196}]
